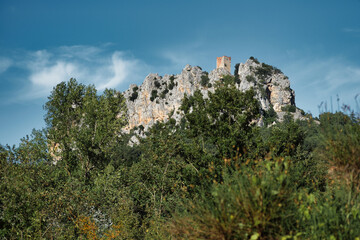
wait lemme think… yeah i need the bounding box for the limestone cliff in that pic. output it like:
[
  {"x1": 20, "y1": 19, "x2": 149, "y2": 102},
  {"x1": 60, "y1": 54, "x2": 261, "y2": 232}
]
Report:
[{"x1": 123, "y1": 58, "x2": 303, "y2": 132}]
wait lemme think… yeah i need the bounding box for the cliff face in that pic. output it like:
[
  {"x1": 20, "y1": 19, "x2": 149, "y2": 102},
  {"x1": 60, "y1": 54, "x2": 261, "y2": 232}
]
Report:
[{"x1": 123, "y1": 58, "x2": 303, "y2": 132}]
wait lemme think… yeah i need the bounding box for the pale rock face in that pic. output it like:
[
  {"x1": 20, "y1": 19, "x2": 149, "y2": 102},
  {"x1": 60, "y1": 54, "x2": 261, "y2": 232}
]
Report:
[
  {"x1": 236, "y1": 59, "x2": 300, "y2": 121},
  {"x1": 123, "y1": 65, "x2": 204, "y2": 132},
  {"x1": 123, "y1": 58, "x2": 303, "y2": 132}
]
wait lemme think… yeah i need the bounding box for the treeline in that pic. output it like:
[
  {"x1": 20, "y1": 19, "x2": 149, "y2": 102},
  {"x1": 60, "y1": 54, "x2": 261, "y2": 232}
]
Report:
[{"x1": 1, "y1": 77, "x2": 360, "y2": 239}]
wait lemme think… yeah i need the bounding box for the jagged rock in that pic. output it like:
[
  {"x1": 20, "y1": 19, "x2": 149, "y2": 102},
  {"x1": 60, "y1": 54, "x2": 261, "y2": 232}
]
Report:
[
  {"x1": 123, "y1": 58, "x2": 304, "y2": 132},
  {"x1": 235, "y1": 58, "x2": 302, "y2": 121},
  {"x1": 123, "y1": 65, "x2": 204, "y2": 132},
  {"x1": 209, "y1": 67, "x2": 230, "y2": 81}
]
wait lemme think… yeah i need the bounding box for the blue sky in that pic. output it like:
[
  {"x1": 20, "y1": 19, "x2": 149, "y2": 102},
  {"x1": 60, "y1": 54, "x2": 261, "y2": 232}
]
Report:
[{"x1": 1, "y1": 0, "x2": 360, "y2": 146}]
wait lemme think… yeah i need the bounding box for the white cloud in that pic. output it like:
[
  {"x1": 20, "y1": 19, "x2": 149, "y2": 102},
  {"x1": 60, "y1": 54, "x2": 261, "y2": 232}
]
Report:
[
  {"x1": 284, "y1": 57, "x2": 360, "y2": 115},
  {"x1": 162, "y1": 50, "x2": 193, "y2": 69},
  {"x1": 0, "y1": 57, "x2": 13, "y2": 74},
  {"x1": 4, "y1": 46, "x2": 148, "y2": 100},
  {"x1": 58, "y1": 45, "x2": 102, "y2": 59},
  {"x1": 28, "y1": 61, "x2": 78, "y2": 99},
  {"x1": 97, "y1": 51, "x2": 141, "y2": 90},
  {"x1": 343, "y1": 28, "x2": 360, "y2": 33},
  {"x1": 159, "y1": 40, "x2": 210, "y2": 73}
]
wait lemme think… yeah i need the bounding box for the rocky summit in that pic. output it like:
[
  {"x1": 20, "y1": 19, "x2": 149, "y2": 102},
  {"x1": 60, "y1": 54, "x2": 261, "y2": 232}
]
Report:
[{"x1": 123, "y1": 57, "x2": 304, "y2": 132}]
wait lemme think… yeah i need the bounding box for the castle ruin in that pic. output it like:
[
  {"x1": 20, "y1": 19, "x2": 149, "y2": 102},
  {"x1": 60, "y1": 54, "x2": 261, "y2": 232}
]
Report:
[{"x1": 216, "y1": 56, "x2": 231, "y2": 72}]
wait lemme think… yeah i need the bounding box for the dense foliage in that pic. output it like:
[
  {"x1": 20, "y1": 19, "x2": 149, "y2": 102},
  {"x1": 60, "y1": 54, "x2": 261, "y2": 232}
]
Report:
[{"x1": 1, "y1": 77, "x2": 360, "y2": 239}]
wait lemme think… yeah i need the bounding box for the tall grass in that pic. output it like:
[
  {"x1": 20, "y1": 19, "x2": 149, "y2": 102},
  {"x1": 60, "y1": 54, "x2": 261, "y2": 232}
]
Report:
[
  {"x1": 165, "y1": 112, "x2": 360, "y2": 239},
  {"x1": 167, "y1": 158, "x2": 298, "y2": 239}
]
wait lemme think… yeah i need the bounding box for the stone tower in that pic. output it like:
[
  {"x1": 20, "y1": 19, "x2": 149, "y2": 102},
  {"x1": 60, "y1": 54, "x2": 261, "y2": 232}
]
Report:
[{"x1": 216, "y1": 56, "x2": 231, "y2": 72}]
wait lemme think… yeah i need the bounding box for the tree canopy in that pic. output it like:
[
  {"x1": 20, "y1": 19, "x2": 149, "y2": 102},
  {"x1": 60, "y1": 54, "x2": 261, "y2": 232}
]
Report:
[{"x1": 1, "y1": 76, "x2": 360, "y2": 239}]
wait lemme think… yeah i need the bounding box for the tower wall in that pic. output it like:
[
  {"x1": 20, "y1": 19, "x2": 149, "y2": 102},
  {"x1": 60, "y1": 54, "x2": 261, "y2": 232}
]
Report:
[{"x1": 216, "y1": 56, "x2": 231, "y2": 72}]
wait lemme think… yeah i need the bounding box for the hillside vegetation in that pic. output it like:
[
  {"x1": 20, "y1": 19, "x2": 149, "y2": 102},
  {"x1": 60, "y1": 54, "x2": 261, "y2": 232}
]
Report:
[{"x1": 1, "y1": 75, "x2": 360, "y2": 239}]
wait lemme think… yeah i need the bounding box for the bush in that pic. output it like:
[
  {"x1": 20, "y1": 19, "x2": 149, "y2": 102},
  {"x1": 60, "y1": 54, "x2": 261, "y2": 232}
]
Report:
[
  {"x1": 263, "y1": 106, "x2": 277, "y2": 126},
  {"x1": 255, "y1": 63, "x2": 273, "y2": 79},
  {"x1": 249, "y1": 56, "x2": 260, "y2": 64},
  {"x1": 160, "y1": 88, "x2": 169, "y2": 99},
  {"x1": 246, "y1": 75, "x2": 256, "y2": 84},
  {"x1": 169, "y1": 75, "x2": 176, "y2": 90},
  {"x1": 274, "y1": 67, "x2": 282, "y2": 74},
  {"x1": 150, "y1": 90, "x2": 158, "y2": 102},
  {"x1": 3, "y1": 75, "x2": 360, "y2": 239},
  {"x1": 129, "y1": 91, "x2": 138, "y2": 101},
  {"x1": 255, "y1": 62, "x2": 282, "y2": 80},
  {"x1": 167, "y1": 159, "x2": 298, "y2": 239},
  {"x1": 154, "y1": 81, "x2": 161, "y2": 88},
  {"x1": 200, "y1": 74, "x2": 210, "y2": 87},
  {"x1": 281, "y1": 105, "x2": 296, "y2": 113},
  {"x1": 130, "y1": 86, "x2": 139, "y2": 101},
  {"x1": 234, "y1": 63, "x2": 241, "y2": 84},
  {"x1": 317, "y1": 112, "x2": 360, "y2": 180},
  {"x1": 299, "y1": 186, "x2": 360, "y2": 239}
]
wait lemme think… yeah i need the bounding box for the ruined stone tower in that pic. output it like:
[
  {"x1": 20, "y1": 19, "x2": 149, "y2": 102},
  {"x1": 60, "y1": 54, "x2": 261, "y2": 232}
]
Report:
[{"x1": 216, "y1": 56, "x2": 231, "y2": 72}]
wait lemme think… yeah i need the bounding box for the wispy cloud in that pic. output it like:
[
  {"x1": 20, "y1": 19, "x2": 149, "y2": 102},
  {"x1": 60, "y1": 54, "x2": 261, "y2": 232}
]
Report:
[
  {"x1": 284, "y1": 57, "x2": 360, "y2": 115},
  {"x1": 1, "y1": 45, "x2": 148, "y2": 101},
  {"x1": 28, "y1": 60, "x2": 78, "y2": 99},
  {"x1": 158, "y1": 40, "x2": 210, "y2": 73},
  {"x1": 343, "y1": 27, "x2": 360, "y2": 33},
  {"x1": 96, "y1": 51, "x2": 141, "y2": 90},
  {"x1": 0, "y1": 57, "x2": 13, "y2": 74},
  {"x1": 162, "y1": 50, "x2": 195, "y2": 69}
]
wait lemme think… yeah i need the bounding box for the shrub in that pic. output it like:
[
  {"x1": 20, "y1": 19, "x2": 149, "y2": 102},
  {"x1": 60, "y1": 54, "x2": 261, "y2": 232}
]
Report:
[
  {"x1": 169, "y1": 75, "x2": 176, "y2": 90},
  {"x1": 234, "y1": 63, "x2": 240, "y2": 75},
  {"x1": 246, "y1": 75, "x2": 256, "y2": 84},
  {"x1": 255, "y1": 63, "x2": 273, "y2": 79},
  {"x1": 154, "y1": 81, "x2": 161, "y2": 88},
  {"x1": 254, "y1": 62, "x2": 283, "y2": 80},
  {"x1": 167, "y1": 159, "x2": 298, "y2": 239},
  {"x1": 249, "y1": 56, "x2": 260, "y2": 64},
  {"x1": 150, "y1": 90, "x2": 158, "y2": 102},
  {"x1": 297, "y1": 181, "x2": 360, "y2": 239},
  {"x1": 273, "y1": 67, "x2": 283, "y2": 74},
  {"x1": 234, "y1": 63, "x2": 241, "y2": 84},
  {"x1": 129, "y1": 91, "x2": 138, "y2": 101},
  {"x1": 281, "y1": 105, "x2": 296, "y2": 113},
  {"x1": 160, "y1": 88, "x2": 169, "y2": 99},
  {"x1": 263, "y1": 106, "x2": 277, "y2": 126},
  {"x1": 317, "y1": 112, "x2": 360, "y2": 181},
  {"x1": 200, "y1": 74, "x2": 210, "y2": 87},
  {"x1": 219, "y1": 75, "x2": 238, "y2": 86},
  {"x1": 130, "y1": 86, "x2": 139, "y2": 101}
]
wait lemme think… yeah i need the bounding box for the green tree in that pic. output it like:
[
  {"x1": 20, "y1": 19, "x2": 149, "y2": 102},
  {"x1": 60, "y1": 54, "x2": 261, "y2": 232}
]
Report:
[
  {"x1": 44, "y1": 78, "x2": 127, "y2": 178},
  {"x1": 181, "y1": 77, "x2": 260, "y2": 159},
  {"x1": 11, "y1": 129, "x2": 50, "y2": 164}
]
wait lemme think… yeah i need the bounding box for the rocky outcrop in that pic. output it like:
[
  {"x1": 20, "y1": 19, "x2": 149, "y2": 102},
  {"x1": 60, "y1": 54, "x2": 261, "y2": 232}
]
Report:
[
  {"x1": 123, "y1": 58, "x2": 304, "y2": 132},
  {"x1": 235, "y1": 58, "x2": 303, "y2": 122}
]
